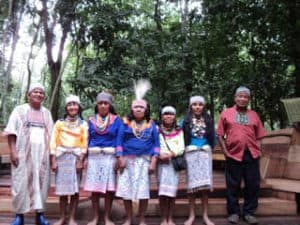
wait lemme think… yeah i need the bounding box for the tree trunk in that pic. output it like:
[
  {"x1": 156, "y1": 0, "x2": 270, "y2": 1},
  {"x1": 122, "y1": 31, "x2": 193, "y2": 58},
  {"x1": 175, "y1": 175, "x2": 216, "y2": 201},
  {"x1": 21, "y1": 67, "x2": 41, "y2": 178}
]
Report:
[
  {"x1": 181, "y1": 0, "x2": 193, "y2": 98},
  {"x1": 1, "y1": 0, "x2": 25, "y2": 122},
  {"x1": 287, "y1": 1, "x2": 300, "y2": 97},
  {"x1": 25, "y1": 20, "x2": 41, "y2": 101},
  {"x1": 39, "y1": 0, "x2": 72, "y2": 121}
]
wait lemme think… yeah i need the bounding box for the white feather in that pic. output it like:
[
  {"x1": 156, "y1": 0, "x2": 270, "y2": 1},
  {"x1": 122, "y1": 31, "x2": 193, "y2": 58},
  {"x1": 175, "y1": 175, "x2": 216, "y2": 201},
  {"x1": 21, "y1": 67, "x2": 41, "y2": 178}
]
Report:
[{"x1": 134, "y1": 79, "x2": 151, "y2": 100}]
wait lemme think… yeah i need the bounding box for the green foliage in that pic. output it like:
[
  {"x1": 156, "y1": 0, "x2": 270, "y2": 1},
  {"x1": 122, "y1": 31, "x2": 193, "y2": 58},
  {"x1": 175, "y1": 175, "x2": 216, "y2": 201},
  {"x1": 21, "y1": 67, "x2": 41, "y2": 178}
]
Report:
[{"x1": 2, "y1": 0, "x2": 299, "y2": 129}]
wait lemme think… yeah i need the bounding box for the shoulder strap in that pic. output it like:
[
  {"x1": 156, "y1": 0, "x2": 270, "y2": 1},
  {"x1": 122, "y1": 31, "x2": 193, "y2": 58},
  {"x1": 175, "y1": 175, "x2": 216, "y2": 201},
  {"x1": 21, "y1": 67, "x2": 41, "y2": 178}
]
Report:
[{"x1": 161, "y1": 133, "x2": 176, "y2": 154}]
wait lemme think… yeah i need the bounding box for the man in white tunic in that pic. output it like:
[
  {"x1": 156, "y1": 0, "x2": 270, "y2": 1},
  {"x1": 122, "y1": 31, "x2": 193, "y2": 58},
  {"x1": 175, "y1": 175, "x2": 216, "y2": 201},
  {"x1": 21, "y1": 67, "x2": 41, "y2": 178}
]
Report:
[{"x1": 4, "y1": 83, "x2": 53, "y2": 225}]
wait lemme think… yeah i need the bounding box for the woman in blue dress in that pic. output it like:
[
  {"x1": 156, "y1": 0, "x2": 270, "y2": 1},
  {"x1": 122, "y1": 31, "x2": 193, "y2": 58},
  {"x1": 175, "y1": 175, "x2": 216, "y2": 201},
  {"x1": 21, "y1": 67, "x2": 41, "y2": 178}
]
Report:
[
  {"x1": 182, "y1": 96, "x2": 215, "y2": 225},
  {"x1": 116, "y1": 98, "x2": 160, "y2": 225},
  {"x1": 84, "y1": 91, "x2": 122, "y2": 225}
]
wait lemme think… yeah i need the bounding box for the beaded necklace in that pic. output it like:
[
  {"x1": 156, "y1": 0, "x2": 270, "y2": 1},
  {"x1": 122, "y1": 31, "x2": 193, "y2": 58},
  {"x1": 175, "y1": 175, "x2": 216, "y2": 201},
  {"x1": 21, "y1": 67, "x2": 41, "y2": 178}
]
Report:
[
  {"x1": 95, "y1": 114, "x2": 110, "y2": 133},
  {"x1": 191, "y1": 115, "x2": 206, "y2": 138},
  {"x1": 160, "y1": 125, "x2": 174, "y2": 136},
  {"x1": 64, "y1": 116, "x2": 80, "y2": 129},
  {"x1": 131, "y1": 120, "x2": 148, "y2": 139}
]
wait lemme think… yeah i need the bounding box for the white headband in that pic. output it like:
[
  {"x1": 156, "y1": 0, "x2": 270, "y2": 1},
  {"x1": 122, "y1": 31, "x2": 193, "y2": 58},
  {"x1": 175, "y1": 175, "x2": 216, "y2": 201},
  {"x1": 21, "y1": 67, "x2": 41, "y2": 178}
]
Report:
[
  {"x1": 189, "y1": 96, "x2": 205, "y2": 106},
  {"x1": 235, "y1": 86, "x2": 251, "y2": 96},
  {"x1": 161, "y1": 106, "x2": 176, "y2": 115},
  {"x1": 66, "y1": 95, "x2": 80, "y2": 105},
  {"x1": 28, "y1": 83, "x2": 45, "y2": 93}
]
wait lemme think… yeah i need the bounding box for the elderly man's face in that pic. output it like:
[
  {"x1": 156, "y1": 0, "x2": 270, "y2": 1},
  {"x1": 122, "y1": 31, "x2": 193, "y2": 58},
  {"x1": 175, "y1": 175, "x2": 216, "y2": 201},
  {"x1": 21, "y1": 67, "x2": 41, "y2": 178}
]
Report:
[
  {"x1": 235, "y1": 92, "x2": 250, "y2": 108},
  {"x1": 28, "y1": 88, "x2": 45, "y2": 105}
]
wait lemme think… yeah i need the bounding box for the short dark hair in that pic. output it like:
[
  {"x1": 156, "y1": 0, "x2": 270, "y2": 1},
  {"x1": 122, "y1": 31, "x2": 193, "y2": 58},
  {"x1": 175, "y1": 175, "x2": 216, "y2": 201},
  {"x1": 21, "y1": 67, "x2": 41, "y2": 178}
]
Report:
[{"x1": 158, "y1": 104, "x2": 178, "y2": 129}]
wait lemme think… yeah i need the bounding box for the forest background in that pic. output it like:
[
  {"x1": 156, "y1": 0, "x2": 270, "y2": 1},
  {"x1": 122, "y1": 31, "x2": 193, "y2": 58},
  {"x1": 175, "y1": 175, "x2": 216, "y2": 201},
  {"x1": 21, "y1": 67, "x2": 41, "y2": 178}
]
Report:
[{"x1": 0, "y1": 0, "x2": 299, "y2": 130}]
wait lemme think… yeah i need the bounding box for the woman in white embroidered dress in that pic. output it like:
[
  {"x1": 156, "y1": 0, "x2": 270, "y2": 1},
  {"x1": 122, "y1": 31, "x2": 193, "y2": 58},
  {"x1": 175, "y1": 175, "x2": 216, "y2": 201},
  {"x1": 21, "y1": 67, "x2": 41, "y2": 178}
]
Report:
[{"x1": 157, "y1": 105, "x2": 185, "y2": 225}]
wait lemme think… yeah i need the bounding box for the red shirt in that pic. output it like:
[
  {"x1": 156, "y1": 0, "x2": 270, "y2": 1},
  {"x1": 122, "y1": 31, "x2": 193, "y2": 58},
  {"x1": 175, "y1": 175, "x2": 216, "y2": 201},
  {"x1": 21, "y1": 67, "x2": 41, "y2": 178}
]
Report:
[{"x1": 217, "y1": 105, "x2": 266, "y2": 161}]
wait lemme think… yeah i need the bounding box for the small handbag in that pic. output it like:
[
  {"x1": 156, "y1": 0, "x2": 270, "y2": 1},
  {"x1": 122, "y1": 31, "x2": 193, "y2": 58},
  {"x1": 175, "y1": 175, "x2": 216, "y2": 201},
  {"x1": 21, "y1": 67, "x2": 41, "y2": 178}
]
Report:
[{"x1": 162, "y1": 133, "x2": 187, "y2": 171}]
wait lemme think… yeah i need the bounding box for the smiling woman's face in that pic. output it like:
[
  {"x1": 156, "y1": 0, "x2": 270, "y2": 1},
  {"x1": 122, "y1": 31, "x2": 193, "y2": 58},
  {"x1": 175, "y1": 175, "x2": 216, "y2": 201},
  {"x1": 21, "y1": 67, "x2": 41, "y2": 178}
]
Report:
[
  {"x1": 66, "y1": 102, "x2": 80, "y2": 117},
  {"x1": 191, "y1": 102, "x2": 204, "y2": 116}
]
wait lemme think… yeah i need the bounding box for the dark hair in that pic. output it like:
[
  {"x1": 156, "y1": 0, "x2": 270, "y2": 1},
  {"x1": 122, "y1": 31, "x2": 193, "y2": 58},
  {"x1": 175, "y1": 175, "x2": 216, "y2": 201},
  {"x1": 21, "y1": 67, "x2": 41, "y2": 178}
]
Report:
[
  {"x1": 157, "y1": 104, "x2": 178, "y2": 129},
  {"x1": 94, "y1": 104, "x2": 117, "y2": 115},
  {"x1": 182, "y1": 108, "x2": 215, "y2": 147},
  {"x1": 64, "y1": 104, "x2": 84, "y2": 119},
  {"x1": 126, "y1": 103, "x2": 151, "y2": 122}
]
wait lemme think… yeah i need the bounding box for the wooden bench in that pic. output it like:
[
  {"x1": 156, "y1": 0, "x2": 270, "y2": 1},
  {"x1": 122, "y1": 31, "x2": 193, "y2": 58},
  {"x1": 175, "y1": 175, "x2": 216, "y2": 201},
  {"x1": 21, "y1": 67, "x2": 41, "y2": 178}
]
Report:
[
  {"x1": 213, "y1": 144, "x2": 225, "y2": 161},
  {"x1": 260, "y1": 128, "x2": 300, "y2": 194},
  {"x1": 0, "y1": 135, "x2": 10, "y2": 164}
]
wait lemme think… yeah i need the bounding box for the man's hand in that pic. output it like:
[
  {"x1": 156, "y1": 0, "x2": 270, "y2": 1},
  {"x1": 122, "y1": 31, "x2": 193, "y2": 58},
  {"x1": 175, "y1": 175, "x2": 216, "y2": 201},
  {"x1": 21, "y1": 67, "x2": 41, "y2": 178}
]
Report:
[
  {"x1": 8, "y1": 135, "x2": 18, "y2": 167},
  {"x1": 10, "y1": 150, "x2": 19, "y2": 167}
]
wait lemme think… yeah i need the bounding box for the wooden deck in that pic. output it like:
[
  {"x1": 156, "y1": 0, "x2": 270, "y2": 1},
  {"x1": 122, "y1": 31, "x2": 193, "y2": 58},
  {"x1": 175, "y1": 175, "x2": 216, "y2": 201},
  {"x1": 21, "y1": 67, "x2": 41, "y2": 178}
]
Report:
[
  {"x1": 1, "y1": 128, "x2": 300, "y2": 221},
  {"x1": 0, "y1": 213, "x2": 300, "y2": 225},
  {"x1": 0, "y1": 169, "x2": 298, "y2": 218}
]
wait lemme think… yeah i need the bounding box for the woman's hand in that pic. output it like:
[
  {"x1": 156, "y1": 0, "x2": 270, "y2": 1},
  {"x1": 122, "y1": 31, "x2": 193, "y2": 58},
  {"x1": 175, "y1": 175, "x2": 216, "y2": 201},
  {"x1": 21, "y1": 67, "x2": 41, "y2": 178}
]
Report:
[
  {"x1": 51, "y1": 157, "x2": 58, "y2": 172},
  {"x1": 117, "y1": 156, "x2": 126, "y2": 173},
  {"x1": 149, "y1": 156, "x2": 157, "y2": 174},
  {"x1": 76, "y1": 159, "x2": 83, "y2": 172},
  {"x1": 159, "y1": 153, "x2": 171, "y2": 163},
  {"x1": 83, "y1": 157, "x2": 88, "y2": 169}
]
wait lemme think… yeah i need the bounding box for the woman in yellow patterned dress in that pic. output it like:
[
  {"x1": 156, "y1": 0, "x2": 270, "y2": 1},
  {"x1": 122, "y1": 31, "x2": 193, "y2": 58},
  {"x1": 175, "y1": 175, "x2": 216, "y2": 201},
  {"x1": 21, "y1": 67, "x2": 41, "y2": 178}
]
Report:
[{"x1": 50, "y1": 95, "x2": 88, "y2": 225}]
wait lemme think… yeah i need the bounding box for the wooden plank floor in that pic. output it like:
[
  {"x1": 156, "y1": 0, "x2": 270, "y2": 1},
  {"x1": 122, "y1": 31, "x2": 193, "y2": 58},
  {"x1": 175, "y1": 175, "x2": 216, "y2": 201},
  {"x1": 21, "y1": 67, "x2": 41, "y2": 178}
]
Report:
[
  {"x1": 0, "y1": 167, "x2": 298, "y2": 217},
  {"x1": 0, "y1": 214, "x2": 300, "y2": 225}
]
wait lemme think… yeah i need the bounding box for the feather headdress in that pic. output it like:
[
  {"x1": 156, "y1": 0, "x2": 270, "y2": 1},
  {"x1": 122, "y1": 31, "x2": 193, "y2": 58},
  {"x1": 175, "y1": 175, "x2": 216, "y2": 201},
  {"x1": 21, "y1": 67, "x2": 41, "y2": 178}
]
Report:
[
  {"x1": 134, "y1": 79, "x2": 151, "y2": 100},
  {"x1": 131, "y1": 79, "x2": 151, "y2": 109}
]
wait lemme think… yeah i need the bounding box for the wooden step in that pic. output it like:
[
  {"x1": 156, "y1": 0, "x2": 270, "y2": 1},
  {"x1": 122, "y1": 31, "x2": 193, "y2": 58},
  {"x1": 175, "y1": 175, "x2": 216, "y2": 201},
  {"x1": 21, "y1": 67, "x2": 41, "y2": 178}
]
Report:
[
  {"x1": 265, "y1": 178, "x2": 300, "y2": 193},
  {"x1": 0, "y1": 196, "x2": 296, "y2": 217},
  {"x1": 0, "y1": 171, "x2": 296, "y2": 217},
  {"x1": 146, "y1": 198, "x2": 297, "y2": 217}
]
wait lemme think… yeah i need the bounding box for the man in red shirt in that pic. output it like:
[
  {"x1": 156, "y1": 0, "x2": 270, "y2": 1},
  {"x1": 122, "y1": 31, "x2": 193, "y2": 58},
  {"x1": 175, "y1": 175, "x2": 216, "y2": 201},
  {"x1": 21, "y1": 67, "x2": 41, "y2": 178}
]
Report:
[{"x1": 217, "y1": 86, "x2": 265, "y2": 224}]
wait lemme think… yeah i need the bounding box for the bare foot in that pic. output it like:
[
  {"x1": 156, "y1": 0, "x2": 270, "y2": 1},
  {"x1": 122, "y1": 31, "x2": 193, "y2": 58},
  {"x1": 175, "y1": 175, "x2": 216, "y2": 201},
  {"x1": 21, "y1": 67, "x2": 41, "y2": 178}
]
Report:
[
  {"x1": 68, "y1": 218, "x2": 78, "y2": 225},
  {"x1": 184, "y1": 216, "x2": 195, "y2": 225},
  {"x1": 87, "y1": 218, "x2": 99, "y2": 225},
  {"x1": 53, "y1": 218, "x2": 66, "y2": 225},
  {"x1": 203, "y1": 216, "x2": 214, "y2": 225},
  {"x1": 105, "y1": 219, "x2": 115, "y2": 225},
  {"x1": 168, "y1": 220, "x2": 176, "y2": 225},
  {"x1": 160, "y1": 220, "x2": 168, "y2": 225},
  {"x1": 122, "y1": 219, "x2": 131, "y2": 225}
]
